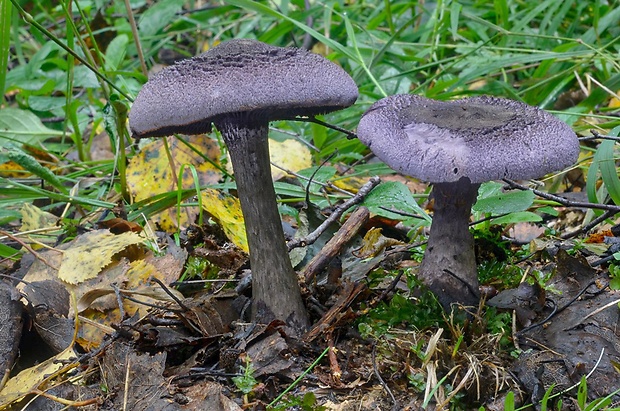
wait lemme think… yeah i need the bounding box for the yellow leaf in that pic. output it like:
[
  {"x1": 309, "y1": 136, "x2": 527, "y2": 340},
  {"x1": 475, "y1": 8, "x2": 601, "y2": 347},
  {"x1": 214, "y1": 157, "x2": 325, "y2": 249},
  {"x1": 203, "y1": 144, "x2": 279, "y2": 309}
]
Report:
[
  {"x1": 333, "y1": 175, "x2": 367, "y2": 193},
  {"x1": 127, "y1": 135, "x2": 222, "y2": 231},
  {"x1": 355, "y1": 227, "x2": 405, "y2": 259},
  {"x1": 75, "y1": 250, "x2": 186, "y2": 348},
  {"x1": 268, "y1": 139, "x2": 312, "y2": 180},
  {"x1": 0, "y1": 345, "x2": 77, "y2": 406},
  {"x1": 227, "y1": 138, "x2": 313, "y2": 181},
  {"x1": 20, "y1": 203, "x2": 58, "y2": 231},
  {"x1": 609, "y1": 91, "x2": 620, "y2": 108},
  {"x1": 200, "y1": 189, "x2": 248, "y2": 252},
  {"x1": 58, "y1": 230, "x2": 144, "y2": 284}
]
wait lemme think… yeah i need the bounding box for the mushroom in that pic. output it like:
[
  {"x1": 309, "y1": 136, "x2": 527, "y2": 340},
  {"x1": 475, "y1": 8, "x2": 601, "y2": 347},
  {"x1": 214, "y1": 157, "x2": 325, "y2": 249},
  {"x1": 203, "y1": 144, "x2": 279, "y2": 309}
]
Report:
[
  {"x1": 357, "y1": 94, "x2": 579, "y2": 310},
  {"x1": 129, "y1": 39, "x2": 358, "y2": 332}
]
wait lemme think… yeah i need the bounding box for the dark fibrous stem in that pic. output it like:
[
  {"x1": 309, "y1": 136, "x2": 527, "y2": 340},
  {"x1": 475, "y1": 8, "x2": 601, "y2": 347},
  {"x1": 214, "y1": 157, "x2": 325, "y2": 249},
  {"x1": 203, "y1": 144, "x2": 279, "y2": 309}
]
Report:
[
  {"x1": 216, "y1": 118, "x2": 309, "y2": 332},
  {"x1": 418, "y1": 178, "x2": 480, "y2": 310}
]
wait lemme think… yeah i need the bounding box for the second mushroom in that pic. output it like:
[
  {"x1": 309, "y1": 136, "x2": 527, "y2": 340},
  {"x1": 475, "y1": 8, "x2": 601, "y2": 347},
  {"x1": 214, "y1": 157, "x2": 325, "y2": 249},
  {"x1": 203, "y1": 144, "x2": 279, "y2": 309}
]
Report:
[{"x1": 357, "y1": 94, "x2": 579, "y2": 311}]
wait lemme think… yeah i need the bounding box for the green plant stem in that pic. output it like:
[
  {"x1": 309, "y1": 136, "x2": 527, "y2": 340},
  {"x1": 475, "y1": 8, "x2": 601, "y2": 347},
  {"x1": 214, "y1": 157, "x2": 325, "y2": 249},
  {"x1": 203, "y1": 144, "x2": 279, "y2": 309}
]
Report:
[
  {"x1": 72, "y1": 0, "x2": 110, "y2": 100},
  {"x1": 267, "y1": 347, "x2": 330, "y2": 408},
  {"x1": 60, "y1": 0, "x2": 85, "y2": 162},
  {"x1": 124, "y1": 0, "x2": 148, "y2": 77},
  {"x1": 0, "y1": 0, "x2": 11, "y2": 105},
  {"x1": 9, "y1": 0, "x2": 131, "y2": 101}
]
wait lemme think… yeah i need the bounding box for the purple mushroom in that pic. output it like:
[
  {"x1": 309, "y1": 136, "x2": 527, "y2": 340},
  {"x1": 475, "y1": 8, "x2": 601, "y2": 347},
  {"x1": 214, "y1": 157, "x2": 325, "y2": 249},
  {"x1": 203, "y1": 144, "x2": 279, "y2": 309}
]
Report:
[
  {"x1": 357, "y1": 94, "x2": 579, "y2": 310},
  {"x1": 129, "y1": 39, "x2": 358, "y2": 332}
]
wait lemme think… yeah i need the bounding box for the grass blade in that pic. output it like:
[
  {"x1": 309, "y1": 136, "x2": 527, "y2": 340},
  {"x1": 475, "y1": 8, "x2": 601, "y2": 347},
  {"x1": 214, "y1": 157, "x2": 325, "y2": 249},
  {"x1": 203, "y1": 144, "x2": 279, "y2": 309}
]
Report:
[{"x1": 0, "y1": 0, "x2": 11, "y2": 104}]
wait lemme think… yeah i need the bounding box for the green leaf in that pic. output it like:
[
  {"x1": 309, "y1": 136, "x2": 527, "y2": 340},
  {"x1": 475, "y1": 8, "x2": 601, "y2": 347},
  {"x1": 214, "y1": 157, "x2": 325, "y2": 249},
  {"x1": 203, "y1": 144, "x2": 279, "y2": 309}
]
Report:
[
  {"x1": 577, "y1": 376, "x2": 587, "y2": 409},
  {"x1": 0, "y1": 108, "x2": 64, "y2": 146},
  {"x1": 0, "y1": 241, "x2": 21, "y2": 260},
  {"x1": 473, "y1": 182, "x2": 535, "y2": 214},
  {"x1": 138, "y1": 0, "x2": 184, "y2": 39},
  {"x1": 595, "y1": 126, "x2": 620, "y2": 205},
  {"x1": 503, "y1": 391, "x2": 515, "y2": 411},
  {"x1": 105, "y1": 34, "x2": 129, "y2": 72},
  {"x1": 0, "y1": 209, "x2": 21, "y2": 225},
  {"x1": 491, "y1": 211, "x2": 542, "y2": 225},
  {"x1": 362, "y1": 181, "x2": 431, "y2": 223}
]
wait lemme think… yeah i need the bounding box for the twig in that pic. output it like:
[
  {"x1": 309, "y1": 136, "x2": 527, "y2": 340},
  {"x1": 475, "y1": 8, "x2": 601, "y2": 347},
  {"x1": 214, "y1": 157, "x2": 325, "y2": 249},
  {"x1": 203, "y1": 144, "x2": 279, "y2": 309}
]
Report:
[
  {"x1": 502, "y1": 179, "x2": 620, "y2": 212},
  {"x1": 561, "y1": 209, "x2": 619, "y2": 239},
  {"x1": 288, "y1": 176, "x2": 380, "y2": 250},
  {"x1": 327, "y1": 333, "x2": 342, "y2": 385},
  {"x1": 113, "y1": 284, "x2": 126, "y2": 320},
  {"x1": 574, "y1": 296, "x2": 620, "y2": 326},
  {"x1": 303, "y1": 281, "x2": 367, "y2": 342},
  {"x1": 122, "y1": 356, "x2": 131, "y2": 411},
  {"x1": 123, "y1": 0, "x2": 148, "y2": 77},
  {"x1": 302, "y1": 206, "x2": 370, "y2": 284},
  {"x1": 372, "y1": 341, "x2": 399, "y2": 409},
  {"x1": 0, "y1": 230, "x2": 60, "y2": 271},
  {"x1": 518, "y1": 280, "x2": 598, "y2": 335},
  {"x1": 578, "y1": 129, "x2": 620, "y2": 142},
  {"x1": 150, "y1": 276, "x2": 191, "y2": 311},
  {"x1": 288, "y1": 116, "x2": 359, "y2": 139},
  {"x1": 376, "y1": 270, "x2": 405, "y2": 303},
  {"x1": 270, "y1": 161, "x2": 355, "y2": 197},
  {"x1": 591, "y1": 253, "x2": 620, "y2": 267}
]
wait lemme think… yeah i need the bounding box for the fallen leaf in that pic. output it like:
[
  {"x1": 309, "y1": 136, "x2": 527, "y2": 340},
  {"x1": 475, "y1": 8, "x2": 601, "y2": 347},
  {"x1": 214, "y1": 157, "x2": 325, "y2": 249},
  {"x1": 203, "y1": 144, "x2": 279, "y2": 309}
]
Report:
[
  {"x1": 200, "y1": 188, "x2": 248, "y2": 252},
  {"x1": 20, "y1": 203, "x2": 58, "y2": 231},
  {"x1": 96, "y1": 217, "x2": 143, "y2": 234},
  {"x1": 58, "y1": 230, "x2": 144, "y2": 284},
  {"x1": 268, "y1": 138, "x2": 312, "y2": 180},
  {"x1": 127, "y1": 135, "x2": 222, "y2": 231},
  {"x1": 354, "y1": 227, "x2": 405, "y2": 259},
  {"x1": 0, "y1": 345, "x2": 77, "y2": 407}
]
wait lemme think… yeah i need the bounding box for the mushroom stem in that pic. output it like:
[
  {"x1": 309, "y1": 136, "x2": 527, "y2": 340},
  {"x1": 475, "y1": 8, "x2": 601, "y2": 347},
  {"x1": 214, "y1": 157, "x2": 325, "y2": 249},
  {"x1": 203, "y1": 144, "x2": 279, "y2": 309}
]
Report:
[
  {"x1": 217, "y1": 118, "x2": 310, "y2": 333},
  {"x1": 418, "y1": 177, "x2": 480, "y2": 311}
]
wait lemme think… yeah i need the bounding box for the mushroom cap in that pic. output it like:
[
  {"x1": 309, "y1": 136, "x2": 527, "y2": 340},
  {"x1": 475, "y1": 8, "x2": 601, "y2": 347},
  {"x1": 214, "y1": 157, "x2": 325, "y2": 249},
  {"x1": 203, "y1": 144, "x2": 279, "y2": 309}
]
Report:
[
  {"x1": 357, "y1": 94, "x2": 579, "y2": 184},
  {"x1": 129, "y1": 39, "x2": 359, "y2": 138}
]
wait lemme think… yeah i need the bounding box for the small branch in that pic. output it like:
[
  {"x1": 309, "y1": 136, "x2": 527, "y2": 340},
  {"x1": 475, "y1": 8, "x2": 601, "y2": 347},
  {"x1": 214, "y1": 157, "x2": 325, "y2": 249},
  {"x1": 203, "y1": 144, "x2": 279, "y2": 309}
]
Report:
[
  {"x1": 372, "y1": 341, "x2": 398, "y2": 409},
  {"x1": 561, "y1": 209, "x2": 619, "y2": 239},
  {"x1": 518, "y1": 280, "x2": 598, "y2": 335},
  {"x1": 327, "y1": 333, "x2": 342, "y2": 385},
  {"x1": 288, "y1": 176, "x2": 380, "y2": 250},
  {"x1": 502, "y1": 179, "x2": 620, "y2": 212},
  {"x1": 578, "y1": 129, "x2": 620, "y2": 143},
  {"x1": 302, "y1": 206, "x2": 369, "y2": 284},
  {"x1": 288, "y1": 116, "x2": 359, "y2": 140},
  {"x1": 0, "y1": 230, "x2": 59, "y2": 271}
]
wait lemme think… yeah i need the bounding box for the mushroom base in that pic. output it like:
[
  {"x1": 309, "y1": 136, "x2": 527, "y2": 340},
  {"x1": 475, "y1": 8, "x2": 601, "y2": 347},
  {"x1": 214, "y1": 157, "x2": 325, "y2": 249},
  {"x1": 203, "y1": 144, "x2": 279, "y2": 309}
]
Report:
[
  {"x1": 418, "y1": 178, "x2": 480, "y2": 311},
  {"x1": 218, "y1": 119, "x2": 309, "y2": 333}
]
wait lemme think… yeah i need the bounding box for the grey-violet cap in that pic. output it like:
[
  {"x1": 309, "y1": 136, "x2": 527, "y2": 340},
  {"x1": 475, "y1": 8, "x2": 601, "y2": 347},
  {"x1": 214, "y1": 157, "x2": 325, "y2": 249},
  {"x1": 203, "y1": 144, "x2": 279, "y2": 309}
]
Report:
[
  {"x1": 129, "y1": 39, "x2": 359, "y2": 138},
  {"x1": 357, "y1": 94, "x2": 579, "y2": 184}
]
